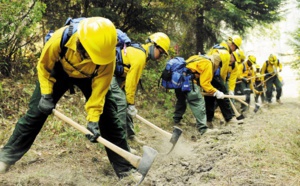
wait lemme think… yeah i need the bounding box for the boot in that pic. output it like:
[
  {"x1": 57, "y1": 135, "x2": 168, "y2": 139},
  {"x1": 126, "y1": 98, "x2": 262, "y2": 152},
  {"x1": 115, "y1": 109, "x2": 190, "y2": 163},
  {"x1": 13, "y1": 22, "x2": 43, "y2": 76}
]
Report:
[
  {"x1": 206, "y1": 121, "x2": 214, "y2": 129},
  {"x1": 173, "y1": 120, "x2": 187, "y2": 126},
  {"x1": 276, "y1": 99, "x2": 283, "y2": 104}
]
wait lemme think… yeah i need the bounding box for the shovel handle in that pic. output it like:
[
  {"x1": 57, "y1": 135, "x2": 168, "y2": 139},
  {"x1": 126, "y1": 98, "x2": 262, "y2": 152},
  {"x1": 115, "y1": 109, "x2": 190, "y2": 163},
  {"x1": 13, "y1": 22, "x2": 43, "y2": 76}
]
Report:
[
  {"x1": 229, "y1": 99, "x2": 241, "y2": 116},
  {"x1": 52, "y1": 109, "x2": 141, "y2": 168},
  {"x1": 201, "y1": 92, "x2": 246, "y2": 100},
  {"x1": 235, "y1": 99, "x2": 249, "y2": 106},
  {"x1": 136, "y1": 114, "x2": 172, "y2": 138}
]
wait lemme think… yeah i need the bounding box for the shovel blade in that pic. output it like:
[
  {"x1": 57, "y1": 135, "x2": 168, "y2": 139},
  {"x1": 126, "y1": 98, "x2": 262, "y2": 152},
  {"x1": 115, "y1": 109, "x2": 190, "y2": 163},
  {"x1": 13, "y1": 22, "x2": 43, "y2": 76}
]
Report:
[
  {"x1": 236, "y1": 114, "x2": 245, "y2": 120},
  {"x1": 137, "y1": 146, "x2": 158, "y2": 178},
  {"x1": 166, "y1": 126, "x2": 183, "y2": 154},
  {"x1": 169, "y1": 126, "x2": 183, "y2": 145}
]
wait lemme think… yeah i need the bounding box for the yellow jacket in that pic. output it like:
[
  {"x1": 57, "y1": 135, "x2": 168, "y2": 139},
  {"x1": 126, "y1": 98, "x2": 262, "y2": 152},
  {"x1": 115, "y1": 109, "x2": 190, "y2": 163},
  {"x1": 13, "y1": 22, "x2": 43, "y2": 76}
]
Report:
[
  {"x1": 260, "y1": 60, "x2": 282, "y2": 81},
  {"x1": 37, "y1": 26, "x2": 114, "y2": 122},
  {"x1": 219, "y1": 41, "x2": 231, "y2": 53},
  {"x1": 240, "y1": 62, "x2": 255, "y2": 90},
  {"x1": 208, "y1": 48, "x2": 231, "y2": 82},
  {"x1": 227, "y1": 62, "x2": 239, "y2": 92},
  {"x1": 236, "y1": 62, "x2": 244, "y2": 80},
  {"x1": 121, "y1": 43, "x2": 148, "y2": 105},
  {"x1": 185, "y1": 55, "x2": 217, "y2": 94}
]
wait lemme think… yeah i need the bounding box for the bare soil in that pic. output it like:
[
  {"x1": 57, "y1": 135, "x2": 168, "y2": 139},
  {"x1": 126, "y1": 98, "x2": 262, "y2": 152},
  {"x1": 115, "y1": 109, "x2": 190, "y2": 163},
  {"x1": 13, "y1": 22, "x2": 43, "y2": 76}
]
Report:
[{"x1": 0, "y1": 65, "x2": 300, "y2": 186}]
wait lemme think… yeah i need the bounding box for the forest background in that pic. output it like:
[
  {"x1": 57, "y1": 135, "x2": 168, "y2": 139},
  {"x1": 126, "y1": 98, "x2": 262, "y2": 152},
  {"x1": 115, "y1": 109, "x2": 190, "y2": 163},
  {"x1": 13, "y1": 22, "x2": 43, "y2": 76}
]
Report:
[{"x1": 1, "y1": 1, "x2": 300, "y2": 185}]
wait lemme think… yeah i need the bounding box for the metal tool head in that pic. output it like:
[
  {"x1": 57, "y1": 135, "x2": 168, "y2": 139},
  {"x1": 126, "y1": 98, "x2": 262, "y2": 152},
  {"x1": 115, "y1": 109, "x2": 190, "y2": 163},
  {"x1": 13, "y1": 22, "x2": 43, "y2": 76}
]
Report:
[
  {"x1": 167, "y1": 126, "x2": 183, "y2": 154},
  {"x1": 136, "y1": 146, "x2": 158, "y2": 185},
  {"x1": 236, "y1": 114, "x2": 245, "y2": 120},
  {"x1": 254, "y1": 103, "x2": 260, "y2": 113}
]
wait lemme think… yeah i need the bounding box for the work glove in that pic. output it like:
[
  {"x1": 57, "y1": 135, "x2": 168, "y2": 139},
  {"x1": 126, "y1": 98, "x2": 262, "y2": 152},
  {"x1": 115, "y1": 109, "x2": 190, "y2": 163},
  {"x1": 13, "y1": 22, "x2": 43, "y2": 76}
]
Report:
[
  {"x1": 38, "y1": 94, "x2": 55, "y2": 115},
  {"x1": 228, "y1": 91, "x2": 234, "y2": 96},
  {"x1": 127, "y1": 104, "x2": 138, "y2": 117},
  {"x1": 86, "y1": 122, "x2": 100, "y2": 143},
  {"x1": 214, "y1": 90, "x2": 225, "y2": 99}
]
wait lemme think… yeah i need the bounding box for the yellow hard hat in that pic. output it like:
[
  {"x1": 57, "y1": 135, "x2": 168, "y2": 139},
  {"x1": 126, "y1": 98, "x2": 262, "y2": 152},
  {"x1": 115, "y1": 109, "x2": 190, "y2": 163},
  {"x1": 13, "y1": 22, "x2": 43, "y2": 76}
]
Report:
[
  {"x1": 148, "y1": 32, "x2": 170, "y2": 55},
  {"x1": 248, "y1": 55, "x2": 256, "y2": 64},
  {"x1": 77, "y1": 17, "x2": 117, "y2": 65},
  {"x1": 235, "y1": 49, "x2": 245, "y2": 62},
  {"x1": 255, "y1": 64, "x2": 260, "y2": 69},
  {"x1": 268, "y1": 54, "x2": 277, "y2": 65},
  {"x1": 228, "y1": 35, "x2": 242, "y2": 49},
  {"x1": 232, "y1": 50, "x2": 241, "y2": 63}
]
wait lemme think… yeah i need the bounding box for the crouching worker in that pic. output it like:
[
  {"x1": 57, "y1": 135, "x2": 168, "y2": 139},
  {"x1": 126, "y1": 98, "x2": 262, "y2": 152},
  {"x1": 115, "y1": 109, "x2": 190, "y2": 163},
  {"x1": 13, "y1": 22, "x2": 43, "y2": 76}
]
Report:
[
  {"x1": 0, "y1": 17, "x2": 136, "y2": 179},
  {"x1": 162, "y1": 55, "x2": 223, "y2": 135}
]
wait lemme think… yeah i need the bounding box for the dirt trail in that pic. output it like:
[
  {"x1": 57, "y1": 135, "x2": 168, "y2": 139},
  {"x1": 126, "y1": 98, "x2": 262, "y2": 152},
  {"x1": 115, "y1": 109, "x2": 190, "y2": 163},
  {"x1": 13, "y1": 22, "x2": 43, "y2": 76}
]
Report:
[{"x1": 0, "y1": 65, "x2": 299, "y2": 186}]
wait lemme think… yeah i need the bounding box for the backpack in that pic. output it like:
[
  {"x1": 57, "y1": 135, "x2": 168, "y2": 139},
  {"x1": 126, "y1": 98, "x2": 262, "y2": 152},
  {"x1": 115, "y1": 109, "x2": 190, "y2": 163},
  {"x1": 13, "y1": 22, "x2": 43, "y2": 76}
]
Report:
[
  {"x1": 45, "y1": 17, "x2": 86, "y2": 59},
  {"x1": 115, "y1": 29, "x2": 146, "y2": 77},
  {"x1": 44, "y1": 17, "x2": 96, "y2": 94},
  {"x1": 211, "y1": 44, "x2": 226, "y2": 77},
  {"x1": 45, "y1": 18, "x2": 145, "y2": 77},
  {"x1": 212, "y1": 44, "x2": 227, "y2": 50},
  {"x1": 159, "y1": 57, "x2": 195, "y2": 92}
]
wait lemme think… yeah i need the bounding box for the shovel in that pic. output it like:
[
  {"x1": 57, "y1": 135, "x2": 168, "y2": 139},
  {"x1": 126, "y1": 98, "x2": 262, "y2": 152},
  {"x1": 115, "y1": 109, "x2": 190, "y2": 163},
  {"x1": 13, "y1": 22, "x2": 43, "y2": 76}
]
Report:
[
  {"x1": 136, "y1": 114, "x2": 182, "y2": 154},
  {"x1": 201, "y1": 92, "x2": 246, "y2": 100},
  {"x1": 235, "y1": 99, "x2": 260, "y2": 113},
  {"x1": 52, "y1": 109, "x2": 158, "y2": 186},
  {"x1": 229, "y1": 99, "x2": 245, "y2": 120}
]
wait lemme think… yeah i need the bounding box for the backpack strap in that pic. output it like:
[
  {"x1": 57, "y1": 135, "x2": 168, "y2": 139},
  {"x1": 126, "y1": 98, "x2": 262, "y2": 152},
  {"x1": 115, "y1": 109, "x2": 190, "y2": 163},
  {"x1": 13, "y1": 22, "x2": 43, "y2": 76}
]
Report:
[
  {"x1": 264, "y1": 60, "x2": 269, "y2": 74},
  {"x1": 91, "y1": 65, "x2": 100, "y2": 79},
  {"x1": 212, "y1": 44, "x2": 227, "y2": 50},
  {"x1": 129, "y1": 43, "x2": 146, "y2": 53},
  {"x1": 59, "y1": 26, "x2": 73, "y2": 59},
  {"x1": 242, "y1": 63, "x2": 246, "y2": 73}
]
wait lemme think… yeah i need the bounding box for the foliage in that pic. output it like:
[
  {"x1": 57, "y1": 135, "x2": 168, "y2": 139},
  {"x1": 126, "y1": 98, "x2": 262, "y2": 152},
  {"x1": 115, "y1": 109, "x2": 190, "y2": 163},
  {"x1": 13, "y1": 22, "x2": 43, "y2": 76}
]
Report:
[
  {"x1": 289, "y1": 1, "x2": 300, "y2": 75},
  {"x1": 0, "y1": 0, "x2": 46, "y2": 77},
  {"x1": 188, "y1": 0, "x2": 285, "y2": 55}
]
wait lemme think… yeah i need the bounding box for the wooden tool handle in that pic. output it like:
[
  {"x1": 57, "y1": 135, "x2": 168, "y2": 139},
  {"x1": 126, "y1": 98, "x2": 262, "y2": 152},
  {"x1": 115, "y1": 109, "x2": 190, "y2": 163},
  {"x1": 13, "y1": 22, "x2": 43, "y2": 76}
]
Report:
[
  {"x1": 136, "y1": 114, "x2": 172, "y2": 138},
  {"x1": 53, "y1": 109, "x2": 141, "y2": 168}
]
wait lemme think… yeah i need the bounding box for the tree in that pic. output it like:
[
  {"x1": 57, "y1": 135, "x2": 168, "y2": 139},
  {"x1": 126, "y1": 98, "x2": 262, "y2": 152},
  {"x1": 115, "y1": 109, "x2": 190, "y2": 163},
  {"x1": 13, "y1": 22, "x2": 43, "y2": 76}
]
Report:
[
  {"x1": 0, "y1": 0, "x2": 46, "y2": 77},
  {"x1": 192, "y1": 0, "x2": 285, "y2": 54},
  {"x1": 290, "y1": 0, "x2": 300, "y2": 72}
]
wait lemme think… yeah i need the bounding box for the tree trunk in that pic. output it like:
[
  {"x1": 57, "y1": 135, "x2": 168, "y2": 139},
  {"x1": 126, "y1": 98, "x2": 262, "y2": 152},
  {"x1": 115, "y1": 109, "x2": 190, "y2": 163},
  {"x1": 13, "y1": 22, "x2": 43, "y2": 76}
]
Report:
[{"x1": 195, "y1": 7, "x2": 205, "y2": 54}]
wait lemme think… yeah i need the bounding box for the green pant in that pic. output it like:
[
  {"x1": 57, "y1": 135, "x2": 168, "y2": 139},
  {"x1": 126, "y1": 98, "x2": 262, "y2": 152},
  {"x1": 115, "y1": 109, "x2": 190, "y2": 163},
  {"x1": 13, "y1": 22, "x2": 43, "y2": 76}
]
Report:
[
  {"x1": 173, "y1": 83, "x2": 207, "y2": 133},
  {"x1": 0, "y1": 63, "x2": 133, "y2": 177},
  {"x1": 265, "y1": 75, "x2": 282, "y2": 102},
  {"x1": 235, "y1": 80, "x2": 251, "y2": 111},
  {"x1": 115, "y1": 76, "x2": 135, "y2": 137}
]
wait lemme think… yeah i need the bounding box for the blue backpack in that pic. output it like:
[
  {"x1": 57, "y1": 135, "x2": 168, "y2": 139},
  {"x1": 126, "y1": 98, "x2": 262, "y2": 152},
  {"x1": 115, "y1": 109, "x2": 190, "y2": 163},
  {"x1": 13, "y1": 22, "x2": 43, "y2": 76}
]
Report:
[
  {"x1": 159, "y1": 57, "x2": 193, "y2": 91},
  {"x1": 115, "y1": 29, "x2": 146, "y2": 77},
  {"x1": 45, "y1": 17, "x2": 86, "y2": 59}
]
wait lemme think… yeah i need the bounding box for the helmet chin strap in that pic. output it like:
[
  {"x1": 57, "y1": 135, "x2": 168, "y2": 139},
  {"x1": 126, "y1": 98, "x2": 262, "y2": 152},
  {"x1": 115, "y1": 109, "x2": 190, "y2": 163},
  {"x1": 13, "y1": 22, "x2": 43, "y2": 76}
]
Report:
[{"x1": 148, "y1": 44, "x2": 156, "y2": 60}]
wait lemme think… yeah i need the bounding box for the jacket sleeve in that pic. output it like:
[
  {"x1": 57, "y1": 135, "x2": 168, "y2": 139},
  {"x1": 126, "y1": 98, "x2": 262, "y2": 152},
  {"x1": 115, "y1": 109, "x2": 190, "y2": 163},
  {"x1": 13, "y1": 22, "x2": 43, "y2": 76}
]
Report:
[
  {"x1": 278, "y1": 60, "x2": 283, "y2": 71},
  {"x1": 228, "y1": 64, "x2": 238, "y2": 92},
  {"x1": 85, "y1": 62, "x2": 115, "y2": 122},
  {"x1": 123, "y1": 48, "x2": 146, "y2": 105},
  {"x1": 37, "y1": 27, "x2": 65, "y2": 94},
  {"x1": 250, "y1": 69, "x2": 255, "y2": 90},
  {"x1": 260, "y1": 62, "x2": 267, "y2": 81},
  {"x1": 198, "y1": 61, "x2": 217, "y2": 94}
]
